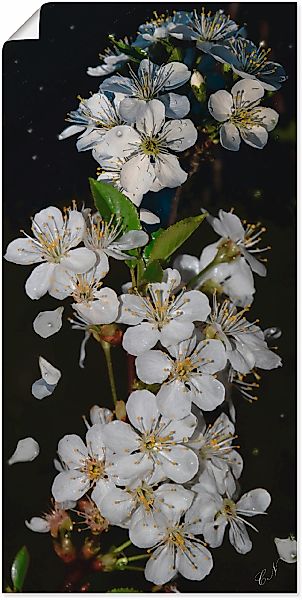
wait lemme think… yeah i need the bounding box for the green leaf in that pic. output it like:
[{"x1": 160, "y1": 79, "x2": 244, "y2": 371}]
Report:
[
  {"x1": 107, "y1": 588, "x2": 142, "y2": 593},
  {"x1": 148, "y1": 214, "x2": 207, "y2": 262},
  {"x1": 143, "y1": 228, "x2": 164, "y2": 260},
  {"x1": 11, "y1": 546, "x2": 30, "y2": 592},
  {"x1": 89, "y1": 179, "x2": 141, "y2": 232},
  {"x1": 141, "y1": 260, "x2": 163, "y2": 284},
  {"x1": 108, "y1": 36, "x2": 147, "y2": 62},
  {"x1": 168, "y1": 46, "x2": 183, "y2": 62}
]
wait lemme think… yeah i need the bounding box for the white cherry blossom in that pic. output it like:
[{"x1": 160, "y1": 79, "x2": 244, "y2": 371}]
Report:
[
  {"x1": 100, "y1": 59, "x2": 191, "y2": 120},
  {"x1": 130, "y1": 506, "x2": 213, "y2": 584},
  {"x1": 136, "y1": 334, "x2": 226, "y2": 419},
  {"x1": 96, "y1": 99, "x2": 197, "y2": 200},
  {"x1": 118, "y1": 268, "x2": 210, "y2": 355},
  {"x1": 25, "y1": 501, "x2": 74, "y2": 536},
  {"x1": 102, "y1": 390, "x2": 199, "y2": 484},
  {"x1": 4, "y1": 206, "x2": 96, "y2": 300},
  {"x1": 205, "y1": 297, "x2": 282, "y2": 375},
  {"x1": 52, "y1": 425, "x2": 114, "y2": 504},
  {"x1": 58, "y1": 92, "x2": 125, "y2": 151},
  {"x1": 208, "y1": 79, "x2": 279, "y2": 151},
  {"x1": 87, "y1": 47, "x2": 128, "y2": 77},
  {"x1": 188, "y1": 412, "x2": 243, "y2": 496},
  {"x1": 173, "y1": 253, "x2": 255, "y2": 307},
  {"x1": 205, "y1": 208, "x2": 270, "y2": 276},
  {"x1": 83, "y1": 211, "x2": 148, "y2": 275},
  {"x1": 192, "y1": 485, "x2": 271, "y2": 554},
  {"x1": 170, "y1": 8, "x2": 238, "y2": 54}
]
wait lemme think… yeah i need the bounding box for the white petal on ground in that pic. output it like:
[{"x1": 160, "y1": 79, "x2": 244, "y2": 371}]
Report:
[
  {"x1": 4, "y1": 237, "x2": 42, "y2": 265},
  {"x1": 39, "y1": 356, "x2": 61, "y2": 385},
  {"x1": 33, "y1": 307, "x2": 64, "y2": 338},
  {"x1": 220, "y1": 122, "x2": 241, "y2": 151},
  {"x1": 126, "y1": 390, "x2": 160, "y2": 432},
  {"x1": 208, "y1": 89, "x2": 233, "y2": 122},
  {"x1": 274, "y1": 537, "x2": 297, "y2": 563},
  {"x1": 25, "y1": 263, "x2": 56, "y2": 300},
  {"x1": 8, "y1": 437, "x2": 40, "y2": 465},
  {"x1": 135, "y1": 350, "x2": 172, "y2": 384}
]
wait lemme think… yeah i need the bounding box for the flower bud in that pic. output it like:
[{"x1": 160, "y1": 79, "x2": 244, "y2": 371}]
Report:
[
  {"x1": 191, "y1": 71, "x2": 206, "y2": 103},
  {"x1": 92, "y1": 552, "x2": 117, "y2": 572},
  {"x1": 53, "y1": 535, "x2": 76, "y2": 563},
  {"x1": 190, "y1": 70, "x2": 204, "y2": 88},
  {"x1": 115, "y1": 400, "x2": 127, "y2": 421},
  {"x1": 91, "y1": 324, "x2": 123, "y2": 346}
]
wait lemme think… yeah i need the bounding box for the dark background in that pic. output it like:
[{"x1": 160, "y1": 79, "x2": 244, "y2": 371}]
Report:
[{"x1": 3, "y1": 2, "x2": 297, "y2": 593}]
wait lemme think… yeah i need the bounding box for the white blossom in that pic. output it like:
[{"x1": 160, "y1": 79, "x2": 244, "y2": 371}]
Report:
[
  {"x1": 52, "y1": 425, "x2": 115, "y2": 504},
  {"x1": 100, "y1": 59, "x2": 191, "y2": 121},
  {"x1": 188, "y1": 412, "x2": 243, "y2": 496},
  {"x1": 102, "y1": 390, "x2": 199, "y2": 484},
  {"x1": 208, "y1": 79, "x2": 279, "y2": 151},
  {"x1": 58, "y1": 92, "x2": 125, "y2": 151},
  {"x1": 118, "y1": 268, "x2": 210, "y2": 355},
  {"x1": 130, "y1": 505, "x2": 213, "y2": 584},
  {"x1": 173, "y1": 253, "x2": 255, "y2": 307},
  {"x1": 170, "y1": 8, "x2": 238, "y2": 54},
  {"x1": 33, "y1": 307, "x2": 64, "y2": 338},
  {"x1": 25, "y1": 501, "x2": 74, "y2": 536},
  {"x1": 206, "y1": 297, "x2": 282, "y2": 375},
  {"x1": 136, "y1": 334, "x2": 226, "y2": 419},
  {"x1": 96, "y1": 99, "x2": 197, "y2": 200},
  {"x1": 4, "y1": 206, "x2": 96, "y2": 300},
  {"x1": 205, "y1": 208, "x2": 271, "y2": 277},
  {"x1": 8, "y1": 437, "x2": 40, "y2": 465},
  {"x1": 87, "y1": 47, "x2": 128, "y2": 77},
  {"x1": 189, "y1": 481, "x2": 271, "y2": 554}
]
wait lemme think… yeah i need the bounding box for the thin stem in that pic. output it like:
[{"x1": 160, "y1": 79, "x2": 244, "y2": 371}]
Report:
[
  {"x1": 127, "y1": 553, "x2": 150, "y2": 563},
  {"x1": 123, "y1": 566, "x2": 145, "y2": 572},
  {"x1": 100, "y1": 340, "x2": 118, "y2": 409},
  {"x1": 113, "y1": 539, "x2": 132, "y2": 554},
  {"x1": 187, "y1": 258, "x2": 218, "y2": 290},
  {"x1": 130, "y1": 267, "x2": 136, "y2": 288}
]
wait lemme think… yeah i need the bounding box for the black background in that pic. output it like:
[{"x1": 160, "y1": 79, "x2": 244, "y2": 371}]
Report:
[{"x1": 3, "y1": 2, "x2": 297, "y2": 593}]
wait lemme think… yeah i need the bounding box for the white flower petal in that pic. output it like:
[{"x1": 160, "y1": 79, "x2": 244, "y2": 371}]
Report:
[
  {"x1": 274, "y1": 537, "x2": 297, "y2": 563},
  {"x1": 39, "y1": 356, "x2": 61, "y2": 385},
  {"x1": 190, "y1": 374, "x2": 225, "y2": 411},
  {"x1": 154, "y1": 153, "x2": 187, "y2": 188},
  {"x1": 129, "y1": 514, "x2": 166, "y2": 548},
  {"x1": 58, "y1": 125, "x2": 85, "y2": 140},
  {"x1": 177, "y1": 540, "x2": 213, "y2": 580},
  {"x1": 33, "y1": 307, "x2": 64, "y2": 338},
  {"x1": 231, "y1": 78, "x2": 265, "y2": 103},
  {"x1": 73, "y1": 288, "x2": 119, "y2": 325},
  {"x1": 5, "y1": 237, "x2": 42, "y2": 265},
  {"x1": 135, "y1": 350, "x2": 172, "y2": 384},
  {"x1": 175, "y1": 290, "x2": 211, "y2": 322},
  {"x1": 60, "y1": 248, "x2": 96, "y2": 273},
  {"x1": 173, "y1": 254, "x2": 200, "y2": 283},
  {"x1": 85, "y1": 424, "x2": 105, "y2": 460},
  {"x1": 220, "y1": 122, "x2": 241, "y2": 151},
  {"x1": 160, "y1": 92, "x2": 190, "y2": 118},
  {"x1": 89, "y1": 406, "x2": 113, "y2": 425},
  {"x1": 145, "y1": 545, "x2": 176, "y2": 585},
  {"x1": 240, "y1": 247, "x2": 266, "y2": 277},
  {"x1": 107, "y1": 452, "x2": 153, "y2": 483},
  {"x1": 139, "y1": 209, "x2": 160, "y2": 225},
  {"x1": 52, "y1": 470, "x2": 90, "y2": 502},
  {"x1": 8, "y1": 437, "x2": 40, "y2": 465},
  {"x1": 25, "y1": 263, "x2": 56, "y2": 300},
  {"x1": 208, "y1": 90, "x2": 233, "y2": 122},
  {"x1": 155, "y1": 483, "x2": 194, "y2": 517},
  {"x1": 240, "y1": 125, "x2": 268, "y2": 149},
  {"x1": 25, "y1": 517, "x2": 50, "y2": 533},
  {"x1": 160, "y1": 319, "x2": 194, "y2": 348},
  {"x1": 157, "y1": 380, "x2": 192, "y2": 420},
  {"x1": 162, "y1": 119, "x2": 198, "y2": 151},
  {"x1": 96, "y1": 484, "x2": 134, "y2": 525},
  {"x1": 66, "y1": 210, "x2": 86, "y2": 247},
  {"x1": 126, "y1": 390, "x2": 160, "y2": 432},
  {"x1": 112, "y1": 230, "x2": 148, "y2": 252},
  {"x1": 122, "y1": 322, "x2": 160, "y2": 355},
  {"x1": 161, "y1": 61, "x2": 191, "y2": 89},
  {"x1": 100, "y1": 125, "x2": 141, "y2": 158},
  {"x1": 194, "y1": 339, "x2": 227, "y2": 374},
  {"x1": 102, "y1": 421, "x2": 140, "y2": 454},
  {"x1": 256, "y1": 107, "x2": 279, "y2": 132},
  {"x1": 203, "y1": 519, "x2": 227, "y2": 548},
  {"x1": 57, "y1": 434, "x2": 88, "y2": 468},
  {"x1": 117, "y1": 294, "x2": 146, "y2": 325},
  {"x1": 159, "y1": 446, "x2": 199, "y2": 483},
  {"x1": 236, "y1": 488, "x2": 271, "y2": 515},
  {"x1": 120, "y1": 154, "x2": 155, "y2": 196},
  {"x1": 32, "y1": 207, "x2": 64, "y2": 238},
  {"x1": 32, "y1": 378, "x2": 56, "y2": 399},
  {"x1": 229, "y1": 520, "x2": 252, "y2": 554},
  {"x1": 136, "y1": 99, "x2": 165, "y2": 136}
]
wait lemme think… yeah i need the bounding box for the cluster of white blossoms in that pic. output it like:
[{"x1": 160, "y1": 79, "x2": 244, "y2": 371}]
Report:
[
  {"x1": 5, "y1": 201, "x2": 282, "y2": 585},
  {"x1": 5, "y1": 7, "x2": 290, "y2": 592}
]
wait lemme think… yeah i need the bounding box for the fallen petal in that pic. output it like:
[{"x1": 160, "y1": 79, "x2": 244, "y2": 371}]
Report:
[
  {"x1": 8, "y1": 437, "x2": 40, "y2": 465},
  {"x1": 33, "y1": 307, "x2": 64, "y2": 338},
  {"x1": 39, "y1": 356, "x2": 61, "y2": 385},
  {"x1": 32, "y1": 378, "x2": 57, "y2": 400}
]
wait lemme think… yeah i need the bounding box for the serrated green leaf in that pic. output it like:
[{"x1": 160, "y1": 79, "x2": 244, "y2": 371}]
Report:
[
  {"x1": 143, "y1": 228, "x2": 164, "y2": 260},
  {"x1": 11, "y1": 546, "x2": 29, "y2": 592},
  {"x1": 89, "y1": 179, "x2": 141, "y2": 232},
  {"x1": 107, "y1": 588, "x2": 142, "y2": 593},
  {"x1": 141, "y1": 260, "x2": 163, "y2": 284},
  {"x1": 108, "y1": 36, "x2": 147, "y2": 62},
  {"x1": 148, "y1": 214, "x2": 207, "y2": 262}
]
